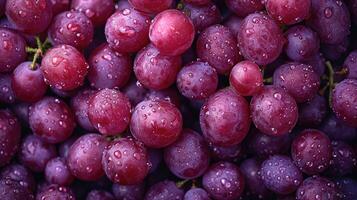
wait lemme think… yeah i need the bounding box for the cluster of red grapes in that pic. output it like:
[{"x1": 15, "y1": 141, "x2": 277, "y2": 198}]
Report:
[{"x1": 0, "y1": 0, "x2": 357, "y2": 199}]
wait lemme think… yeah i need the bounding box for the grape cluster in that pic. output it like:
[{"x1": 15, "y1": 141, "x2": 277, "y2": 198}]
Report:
[{"x1": 0, "y1": 0, "x2": 357, "y2": 199}]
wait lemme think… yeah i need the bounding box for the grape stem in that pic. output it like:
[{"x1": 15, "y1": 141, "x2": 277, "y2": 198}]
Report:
[
  {"x1": 264, "y1": 77, "x2": 273, "y2": 84},
  {"x1": 325, "y1": 61, "x2": 334, "y2": 105},
  {"x1": 176, "y1": 179, "x2": 189, "y2": 188},
  {"x1": 26, "y1": 37, "x2": 51, "y2": 70}
]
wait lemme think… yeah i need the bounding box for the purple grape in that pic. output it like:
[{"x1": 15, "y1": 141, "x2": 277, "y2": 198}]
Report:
[
  {"x1": 145, "y1": 88, "x2": 181, "y2": 108},
  {"x1": 58, "y1": 134, "x2": 78, "y2": 158},
  {"x1": 18, "y1": 135, "x2": 57, "y2": 172},
  {"x1": 250, "y1": 86, "x2": 298, "y2": 136},
  {"x1": 298, "y1": 95, "x2": 327, "y2": 127},
  {"x1": 128, "y1": 0, "x2": 173, "y2": 14},
  {"x1": 0, "y1": 163, "x2": 36, "y2": 192},
  {"x1": 86, "y1": 190, "x2": 115, "y2": 200},
  {"x1": 144, "y1": 180, "x2": 184, "y2": 200},
  {"x1": 70, "y1": 89, "x2": 96, "y2": 131},
  {"x1": 0, "y1": 178, "x2": 34, "y2": 199},
  {"x1": 303, "y1": 53, "x2": 326, "y2": 77},
  {"x1": 225, "y1": 0, "x2": 264, "y2": 17},
  {"x1": 11, "y1": 102, "x2": 30, "y2": 124},
  {"x1": 184, "y1": 188, "x2": 211, "y2": 200},
  {"x1": 320, "y1": 114, "x2": 357, "y2": 141},
  {"x1": 200, "y1": 88, "x2": 251, "y2": 146},
  {"x1": 307, "y1": 0, "x2": 351, "y2": 44},
  {"x1": 36, "y1": 184, "x2": 75, "y2": 200},
  {"x1": 50, "y1": 0, "x2": 69, "y2": 15},
  {"x1": 164, "y1": 129, "x2": 210, "y2": 179},
  {"x1": 112, "y1": 183, "x2": 145, "y2": 200},
  {"x1": 327, "y1": 141, "x2": 357, "y2": 176},
  {"x1": 0, "y1": 74, "x2": 16, "y2": 104},
  {"x1": 0, "y1": 0, "x2": 4, "y2": 16},
  {"x1": 344, "y1": 50, "x2": 357, "y2": 79},
  {"x1": 122, "y1": 78, "x2": 148, "y2": 106},
  {"x1": 321, "y1": 36, "x2": 350, "y2": 61},
  {"x1": 335, "y1": 178, "x2": 357, "y2": 200},
  {"x1": 202, "y1": 162, "x2": 245, "y2": 200},
  {"x1": 223, "y1": 15, "x2": 243, "y2": 36},
  {"x1": 209, "y1": 143, "x2": 244, "y2": 162},
  {"x1": 296, "y1": 176, "x2": 338, "y2": 200},
  {"x1": 45, "y1": 157, "x2": 74, "y2": 186},
  {"x1": 266, "y1": 0, "x2": 311, "y2": 25},
  {"x1": 348, "y1": 0, "x2": 357, "y2": 24},
  {"x1": 260, "y1": 155, "x2": 303, "y2": 195}
]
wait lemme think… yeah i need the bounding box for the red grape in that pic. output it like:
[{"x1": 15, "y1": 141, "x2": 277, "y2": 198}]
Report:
[
  {"x1": 238, "y1": 13, "x2": 285, "y2": 65},
  {"x1": 266, "y1": 0, "x2": 311, "y2": 25},
  {"x1": 122, "y1": 78, "x2": 148, "y2": 106},
  {"x1": 250, "y1": 86, "x2": 298, "y2": 136},
  {"x1": 128, "y1": 0, "x2": 172, "y2": 14},
  {"x1": 88, "y1": 89, "x2": 131, "y2": 136},
  {"x1": 196, "y1": 24, "x2": 241, "y2": 75},
  {"x1": 50, "y1": 0, "x2": 69, "y2": 15},
  {"x1": 130, "y1": 99, "x2": 183, "y2": 148},
  {"x1": 149, "y1": 9, "x2": 195, "y2": 56},
  {"x1": 102, "y1": 137, "x2": 150, "y2": 185},
  {"x1": 29, "y1": 97, "x2": 75, "y2": 144},
  {"x1": 41, "y1": 44, "x2": 89, "y2": 91},
  {"x1": 184, "y1": 0, "x2": 211, "y2": 6},
  {"x1": 0, "y1": 28, "x2": 26, "y2": 73},
  {"x1": 223, "y1": 15, "x2": 243, "y2": 36},
  {"x1": 225, "y1": 0, "x2": 264, "y2": 17},
  {"x1": 145, "y1": 88, "x2": 181, "y2": 108}
]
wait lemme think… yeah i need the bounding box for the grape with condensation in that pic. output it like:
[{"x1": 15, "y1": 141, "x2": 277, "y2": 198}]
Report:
[
  {"x1": 41, "y1": 45, "x2": 89, "y2": 91},
  {"x1": 164, "y1": 129, "x2": 210, "y2": 179},
  {"x1": 0, "y1": 163, "x2": 36, "y2": 192},
  {"x1": 260, "y1": 155, "x2": 303, "y2": 195},
  {"x1": 149, "y1": 9, "x2": 195, "y2": 56},
  {"x1": 344, "y1": 50, "x2": 357, "y2": 79},
  {"x1": 70, "y1": 89, "x2": 96, "y2": 131},
  {"x1": 336, "y1": 178, "x2": 357, "y2": 200},
  {"x1": 134, "y1": 44, "x2": 182, "y2": 90},
  {"x1": 229, "y1": 60, "x2": 263, "y2": 96},
  {"x1": 327, "y1": 141, "x2": 357, "y2": 176},
  {"x1": 0, "y1": 179, "x2": 34, "y2": 199},
  {"x1": 145, "y1": 88, "x2": 181, "y2": 107},
  {"x1": 273, "y1": 62, "x2": 320, "y2": 103},
  {"x1": 0, "y1": 28, "x2": 26, "y2": 73},
  {"x1": 71, "y1": 0, "x2": 114, "y2": 27},
  {"x1": 105, "y1": 8, "x2": 150, "y2": 53},
  {"x1": 266, "y1": 0, "x2": 311, "y2": 25},
  {"x1": 298, "y1": 95, "x2": 327, "y2": 127},
  {"x1": 209, "y1": 143, "x2": 244, "y2": 162},
  {"x1": 331, "y1": 79, "x2": 357, "y2": 127},
  {"x1": 44, "y1": 157, "x2": 74, "y2": 186},
  {"x1": 200, "y1": 88, "x2": 251, "y2": 146},
  {"x1": 11, "y1": 62, "x2": 47, "y2": 103},
  {"x1": 88, "y1": 43, "x2": 132, "y2": 89},
  {"x1": 128, "y1": 0, "x2": 172, "y2": 14},
  {"x1": 130, "y1": 99, "x2": 183, "y2": 148},
  {"x1": 29, "y1": 97, "x2": 75, "y2": 144},
  {"x1": 36, "y1": 184, "x2": 75, "y2": 200},
  {"x1": 5, "y1": 0, "x2": 53, "y2": 34},
  {"x1": 307, "y1": 0, "x2": 351, "y2": 44},
  {"x1": 238, "y1": 13, "x2": 285, "y2": 65},
  {"x1": 291, "y1": 129, "x2": 332, "y2": 175},
  {"x1": 144, "y1": 180, "x2": 184, "y2": 200},
  {"x1": 102, "y1": 137, "x2": 150, "y2": 185},
  {"x1": 196, "y1": 24, "x2": 241, "y2": 75},
  {"x1": 225, "y1": 0, "x2": 264, "y2": 17},
  {"x1": 176, "y1": 61, "x2": 218, "y2": 100},
  {"x1": 67, "y1": 134, "x2": 108, "y2": 181},
  {"x1": 284, "y1": 25, "x2": 320, "y2": 62},
  {"x1": 112, "y1": 183, "x2": 145, "y2": 200},
  {"x1": 303, "y1": 53, "x2": 326, "y2": 77},
  {"x1": 321, "y1": 36, "x2": 350, "y2": 61},
  {"x1": 296, "y1": 176, "x2": 339, "y2": 200},
  {"x1": 48, "y1": 11, "x2": 93, "y2": 50},
  {"x1": 0, "y1": 74, "x2": 15, "y2": 104},
  {"x1": 202, "y1": 162, "x2": 245, "y2": 200},
  {"x1": 250, "y1": 86, "x2": 298, "y2": 136}
]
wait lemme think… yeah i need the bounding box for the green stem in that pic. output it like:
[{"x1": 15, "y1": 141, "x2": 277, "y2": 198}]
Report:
[
  {"x1": 264, "y1": 77, "x2": 273, "y2": 84},
  {"x1": 30, "y1": 49, "x2": 42, "y2": 70},
  {"x1": 326, "y1": 61, "x2": 334, "y2": 105},
  {"x1": 176, "y1": 179, "x2": 189, "y2": 188}
]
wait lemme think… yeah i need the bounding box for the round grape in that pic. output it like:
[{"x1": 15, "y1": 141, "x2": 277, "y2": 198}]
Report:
[
  {"x1": 225, "y1": 0, "x2": 264, "y2": 17},
  {"x1": 0, "y1": 28, "x2": 26, "y2": 73},
  {"x1": 86, "y1": 190, "x2": 115, "y2": 200},
  {"x1": 266, "y1": 0, "x2": 311, "y2": 25},
  {"x1": 0, "y1": 163, "x2": 36, "y2": 192},
  {"x1": 0, "y1": 110, "x2": 20, "y2": 166},
  {"x1": 0, "y1": 179, "x2": 34, "y2": 199},
  {"x1": 45, "y1": 157, "x2": 74, "y2": 186},
  {"x1": 184, "y1": 188, "x2": 210, "y2": 200},
  {"x1": 112, "y1": 183, "x2": 145, "y2": 200},
  {"x1": 36, "y1": 184, "x2": 75, "y2": 200},
  {"x1": 320, "y1": 114, "x2": 357, "y2": 142},
  {"x1": 344, "y1": 50, "x2": 357, "y2": 79},
  {"x1": 70, "y1": 89, "x2": 96, "y2": 131},
  {"x1": 296, "y1": 176, "x2": 338, "y2": 200},
  {"x1": 144, "y1": 180, "x2": 184, "y2": 200}
]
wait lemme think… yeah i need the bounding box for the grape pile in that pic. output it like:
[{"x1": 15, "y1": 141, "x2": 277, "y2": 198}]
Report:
[{"x1": 0, "y1": 0, "x2": 357, "y2": 199}]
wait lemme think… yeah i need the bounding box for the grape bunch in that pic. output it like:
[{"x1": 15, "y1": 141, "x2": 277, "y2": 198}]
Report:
[{"x1": 0, "y1": 0, "x2": 357, "y2": 199}]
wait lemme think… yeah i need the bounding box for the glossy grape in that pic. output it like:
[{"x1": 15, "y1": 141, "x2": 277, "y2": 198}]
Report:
[
  {"x1": 0, "y1": 179, "x2": 34, "y2": 199},
  {"x1": 184, "y1": 188, "x2": 210, "y2": 200},
  {"x1": 296, "y1": 176, "x2": 338, "y2": 200},
  {"x1": 303, "y1": 53, "x2": 326, "y2": 77},
  {"x1": 50, "y1": 0, "x2": 69, "y2": 15},
  {"x1": 266, "y1": 0, "x2": 311, "y2": 25},
  {"x1": 36, "y1": 184, "x2": 75, "y2": 200},
  {"x1": 0, "y1": 28, "x2": 26, "y2": 73},
  {"x1": 327, "y1": 141, "x2": 357, "y2": 176},
  {"x1": 45, "y1": 157, "x2": 74, "y2": 186},
  {"x1": 122, "y1": 78, "x2": 148, "y2": 106},
  {"x1": 144, "y1": 180, "x2": 184, "y2": 200},
  {"x1": 182, "y1": 2, "x2": 221, "y2": 32},
  {"x1": 128, "y1": 0, "x2": 172, "y2": 14},
  {"x1": 112, "y1": 183, "x2": 145, "y2": 200},
  {"x1": 184, "y1": 0, "x2": 211, "y2": 6},
  {"x1": 223, "y1": 15, "x2": 243, "y2": 36},
  {"x1": 0, "y1": 74, "x2": 16, "y2": 104},
  {"x1": 209, "y1": 143, "x2": 244, "y2": 162},
  {"x1": 145, "y1": 88, "x2": 181, "y2": 107},
  {"x1": 320, "y1": 114, "x2": 357, "y2": 141},
  {"x1": 0, "y1": 163, "x2": 36, "y2": 192},
  {"x1": 70, "y1": 89, "x2": 96, "y2": 131},
  {"x1": 335, "y1": 178, "x2": 357, "y2": 200}
]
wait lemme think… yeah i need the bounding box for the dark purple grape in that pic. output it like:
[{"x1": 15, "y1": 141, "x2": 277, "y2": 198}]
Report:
[
  {"x1": 335, "y1": 178, "x2": 357, "y2": 200},
  {"x1": 5, "y1": 0, "x2": 53, "y2": 34},
  {"x1": 321, "y1": 36, "x2": 349, "y2": 61},
  {"x1": 88, "y1": 89, "x2": 131, "y2": 136},
  {"x1": 303, "y1": 53, "x2": 326, "y2": 77},
  {"x1": 307, "y1": 0, "x2": 351, "y2": 44},
  {"x1": 71, "y1": 0, "x2": 115, "y2": 27},
  {"x1": 209, "y1": 143, "x2": 244, "y2": 162},
  {"x1": 122, "y1": 78, "x2": 148, "y2": 106},
  {"x1": 67, "y1": 134, "x2": 108, "y2": 181},
  {"x1": 348, "y1": 0, "x2": 357, "y2": 24},
  {"x1": 0, "y1": 109, "x2": 20, "y2": 166},
  {"x1": 45, "y1": 157, "x2": 74, "y2": 186},
  {"x1": 240, "y1": 158, "x2": 273, "y2": 199},
  {"x1": 200, "y1": 88, "x2": 251, "y2": 146},
  {"x1": 331, "y1": 79, "x2": 357, "y2": 127},
  {"x1": 327, "y1": 141, "x2": 357, "y2": 176},
  {"x1": 202, "y1": 162, "x2": 245, "y2": 200},
  {"x1": 176, "y1": 61, "x2": 218, "y2": 100},
  {"x1": 344, "y1": 50, "x2": 357, "y2": 79},
  {"x1": 112, "y1": 183, "x2": 145, "y2": 200},
  {"x1": 184, "y1": 0, "x2": 211, "y2": 6},
  {"x1": 320, "y1": 114, "x2": 357, "y2": 141},
  {"x1": 196, "y1": 24, "x2": 241, "y2": 75},
  {"x1": 11, "y1": 62, "x2": 47, "y2": 103},
  {"x1": 36, "y1": 184, "x2": 75, "y2": 200},
  {"x1": 184, "y1": 188, "x2": 210, "y2": 200},
  {"x1": 247, "y1": 128, "x2": 290, "y2": 159},
  {"x1": 296, "y1": 176, "x2": 338, "y2": 200},
  {"x1": 88, "y1": 43, "x2": 132, "y2": 89},
  {"x1": 0, "y1": 179, "x2": 34, "y2": 200},
  {"x1": 298, "y1": 95, "x2": 327, "y2": 127},
  {"x1": 149, "y1": 9, "x2": 195, "y2": 56},
  {"x1": 250, "y1": 86, "x2": 298, "y2": 136},
  {"x1": 284, "y1": 25, "x2": 320, "y2": 62},
  {"x1": 229, "y1": 60, "x2": 263, "y2": 96},
  {"x1": 70, "y1": 89, "x2": 96, "y2": 131},
  {"x1": 0, "y1": 163, "x2": 36, "y2": 192},
  {"x1": 134, "y1": 44, "x2": 182, "y2": 90},
  {"x1": 147, "y1": 148, "x2": 162, "y2": 173},
  {"x1": 29, "y1": 97, "x2": 75, "y2": 144},
  {"x1": 130, "y1": 99, "x2": 183, "y2": 148},
  {"x1": 58, "y1": 134, "x2": 78, "y2": 158},
  {"x1": 86, "y1": 190, "x2": 115, "y2": 200},
  {"x1": 11, "y1": 102, "x2": 30, "y2": 124},
  {"x1": 50, "y1": 86, "x2": 77, "y2": 98},
  {"x1": 260, "y1": 155, "x2": 303, "y2": 194},
  {"x1": 144, "y1": 180, "x2": 184, "y2": 200},
  {"x1": 18, "y1": 135, "x2": 57, "y2": 172},
  {"x1": 223, "y1": 15, "x2": 243, "y2": 36},
  {"x1": 102, "y1": 137, "x2": 150, "y2": 185},
  {"x1": 128, "y1": 0, "x2": 172, "y2": 14},
  {"x1": 0, "y1": 28, "x2": 26, "y2": 73},
  {"x1": 0, "y1": 0, "x2": 4, "y2": 16},
  {"x1": 48, "y1": 11, "x2": 93, "y2": 49},
  {"x1": 164, "y1": 129, "x2": 210, "y2": 179},
  {"x1": 225, "y1": 0, "x2": 264, "y2": 17},
  {"x1": 145, "y1": 88, "x2": 181, "y2": 108},
  {"x1": 182, "y1": 2, "x2": 221, "y2": 32},
  {"x1": 50, "y1": 0, "x2": 69, "y2": 15},
  {"x1": 291, "y1": 129, "x2": 332, "y2": 175},
  {"x1": 0, "y1": 73, "x2": 16, "y2": 104},
  {"x1": 273, "y1": 62, "x2": 320, "y2": 103},
  {"x1": 266, "y1": 0, "x2": 311, "y2": 25},
  {"x1": 41, "y1": 44, "x2": 89, "y2": 91},
  {"x1": 238, "y1": 13, "x2": 285, "y2": 65}
]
